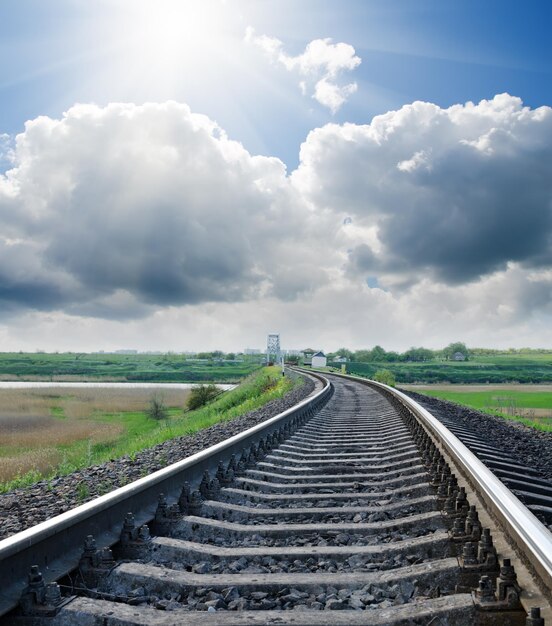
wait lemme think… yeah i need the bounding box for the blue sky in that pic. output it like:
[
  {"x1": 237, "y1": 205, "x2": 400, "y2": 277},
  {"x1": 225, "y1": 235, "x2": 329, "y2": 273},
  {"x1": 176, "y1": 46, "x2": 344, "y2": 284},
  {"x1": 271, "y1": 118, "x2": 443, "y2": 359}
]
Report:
[
  {"x1": 0, "y1": 1, "x2": 551, "y2": 352},
  {"x1": 1, "y1": 0, "x2": 550, "y2": 169}
]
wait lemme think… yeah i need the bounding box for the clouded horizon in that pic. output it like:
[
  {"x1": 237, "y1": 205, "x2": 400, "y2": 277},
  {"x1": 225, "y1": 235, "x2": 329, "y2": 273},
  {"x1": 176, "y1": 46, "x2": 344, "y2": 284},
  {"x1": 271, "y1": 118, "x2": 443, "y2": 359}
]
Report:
[{"x1": 0, "y1": 1, "x2": 550, "y2": 352}]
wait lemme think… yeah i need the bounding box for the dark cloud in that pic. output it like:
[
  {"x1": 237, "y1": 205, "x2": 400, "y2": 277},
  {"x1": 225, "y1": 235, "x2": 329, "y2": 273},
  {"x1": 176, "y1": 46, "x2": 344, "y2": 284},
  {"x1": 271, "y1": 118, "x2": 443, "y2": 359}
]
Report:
[
  {"x1": 0, "y1": 94, "x2": 551, "y2": 336},
  {"x1": 294, "y1": 94, "x2": 552, "y2": 286},
  {"x1": 0, "y1": 102, "x2": 315, "y2": 319}
]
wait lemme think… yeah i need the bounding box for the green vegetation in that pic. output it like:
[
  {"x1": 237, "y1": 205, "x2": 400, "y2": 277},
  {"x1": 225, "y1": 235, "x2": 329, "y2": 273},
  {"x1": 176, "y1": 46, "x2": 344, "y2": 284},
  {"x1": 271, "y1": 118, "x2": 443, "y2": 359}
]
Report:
[
  {"x1": 338, "y1": 352, "x2": 552, "y2": 384},
  {"x1": 412, "y1": 386, "x2": 552, "y2": 432},
  {"x1": 0, "y1": 352, "x2": 262, "y2": 382},
  {"x1": 329, "y1": 342, "x2": 467, "y2": 364},
  {"x1": 187, "y1": 384, "x2": 222, "y2": 410},
  {"x1": 441, "y1": 342, "x2": 470, "y2": 361},
  {"x1": 0, "y1": 367, "x2": 298, "y2": 492},
  {"x1": 373, "y1": 369, "x2": 396, "y2": 387},
  {"x1": 147, "y1": 394, "x2": 169, "y2": 421}
]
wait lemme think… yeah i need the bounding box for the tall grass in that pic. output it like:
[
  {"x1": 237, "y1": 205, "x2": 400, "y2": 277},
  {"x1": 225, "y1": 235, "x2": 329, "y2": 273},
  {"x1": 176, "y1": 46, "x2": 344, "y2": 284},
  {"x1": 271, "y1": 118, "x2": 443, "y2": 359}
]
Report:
[
  {"x1": 0, "y1": 387, "x2": 190, "y2": 418},
  {"x1": 0, "y1": 387, "x2": 190, "y2": 486},
  {"x1": 90, "y1": 368, "x2": 297, "y2": 462},
  {"x1": 0, "y1": 417, "x2": 122, "y2": 451},
  {"x1": 0, "y1": 368, "x2": 298, "y2": 492}
]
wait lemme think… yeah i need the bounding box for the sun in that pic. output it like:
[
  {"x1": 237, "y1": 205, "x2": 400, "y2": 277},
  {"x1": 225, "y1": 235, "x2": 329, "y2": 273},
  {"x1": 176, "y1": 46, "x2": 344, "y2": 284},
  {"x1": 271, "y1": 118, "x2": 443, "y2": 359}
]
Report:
[
  {"x1": 110, "y1": 0, "x2": 233, "y2": 90},
  {"x1": 133, "y1": 0, "x2": 225, "y2": 57}
]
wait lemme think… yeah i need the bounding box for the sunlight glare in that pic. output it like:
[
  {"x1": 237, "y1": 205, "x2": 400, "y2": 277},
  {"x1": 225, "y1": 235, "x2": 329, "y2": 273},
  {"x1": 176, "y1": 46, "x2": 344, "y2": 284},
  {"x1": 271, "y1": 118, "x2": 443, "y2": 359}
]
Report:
[{"x1": 125, "y1": 0, "x2": 229, "y2": 73}]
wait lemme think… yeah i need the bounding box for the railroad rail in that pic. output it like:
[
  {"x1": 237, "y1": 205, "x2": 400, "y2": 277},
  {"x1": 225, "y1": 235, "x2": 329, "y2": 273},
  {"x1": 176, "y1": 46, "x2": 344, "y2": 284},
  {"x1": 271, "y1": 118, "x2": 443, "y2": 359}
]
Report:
[
  {"x1": 405, "y1": 392, "x2": 552, "y2": 527},
  {"x1": 0, "y1": 370, "x2": 551, "y2": 625}
]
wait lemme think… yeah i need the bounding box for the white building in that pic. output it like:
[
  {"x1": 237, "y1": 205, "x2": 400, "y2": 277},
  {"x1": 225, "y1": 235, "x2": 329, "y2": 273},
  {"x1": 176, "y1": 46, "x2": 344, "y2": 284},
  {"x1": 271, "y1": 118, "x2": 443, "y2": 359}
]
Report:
[{"x1": 311, "y1": 351, "x2": 327, "y2": 368}]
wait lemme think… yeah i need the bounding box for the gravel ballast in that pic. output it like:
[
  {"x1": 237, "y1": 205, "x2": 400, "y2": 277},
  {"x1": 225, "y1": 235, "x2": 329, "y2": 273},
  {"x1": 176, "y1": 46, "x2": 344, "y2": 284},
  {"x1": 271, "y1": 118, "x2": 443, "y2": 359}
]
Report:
[
  {"x1": 403, "y1": 389, "x2": 552, "y2": 480},
  {"x1": 0, "y1": 375, "x2": 316, "y2": 541}
]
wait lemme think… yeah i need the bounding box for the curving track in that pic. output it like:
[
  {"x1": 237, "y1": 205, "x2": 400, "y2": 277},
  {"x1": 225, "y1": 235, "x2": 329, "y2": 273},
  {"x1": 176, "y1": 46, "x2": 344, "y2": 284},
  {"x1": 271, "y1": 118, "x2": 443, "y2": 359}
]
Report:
[{"x1": 1, "y1": 372, "x2": 551, "y2": 625}]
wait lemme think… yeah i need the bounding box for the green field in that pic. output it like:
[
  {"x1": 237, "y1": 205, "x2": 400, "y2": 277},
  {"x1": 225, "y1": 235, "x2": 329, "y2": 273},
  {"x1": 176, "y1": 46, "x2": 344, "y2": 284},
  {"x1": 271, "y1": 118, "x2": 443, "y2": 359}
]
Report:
[
  {"x1": 0, "y1": 367, "x2": 297, "y2": 492},
  {"x1": 404, "y1": 384, "x2": 552, "y2": 432},
  {"x1": 0, "y1": 352, "x2": 261, "y2": 383},
  {"x1": 341, "y1": 353, "x2": 552, "y2": 384}
]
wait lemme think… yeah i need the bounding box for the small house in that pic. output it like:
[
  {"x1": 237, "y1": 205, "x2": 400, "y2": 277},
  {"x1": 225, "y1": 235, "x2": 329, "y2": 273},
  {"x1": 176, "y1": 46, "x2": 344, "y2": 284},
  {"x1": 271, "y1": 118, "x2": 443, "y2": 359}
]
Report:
[
  {"x1": 452, "y1": 352, "x2": 466, "y2": 361},
  {"x1": 311, "y1": 351, "x2": 327, "y2": 368},
  {"x1": 301, "y1": 348, "x2": 316, "y2": 366}
]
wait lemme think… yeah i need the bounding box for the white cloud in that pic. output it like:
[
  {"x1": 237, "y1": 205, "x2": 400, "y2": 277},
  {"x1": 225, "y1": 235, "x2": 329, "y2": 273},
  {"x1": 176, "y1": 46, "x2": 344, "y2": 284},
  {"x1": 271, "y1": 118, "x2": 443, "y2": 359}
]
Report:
[
  {"x1": 397, "y1": 149, "x2": 431, "y2": 172},
  {"x1": 293, "y1": 93, "x2": 552, "y2": 285},
  {"x1": 0, "y1": 101, "x2": 326, "y2": 319},
  {"x1": 245, "y1": 28, "x2": 361, "y2": 113},
  {"x1": 0, "y1": 94, "x2": 551, "y2": 351},
  {"x1": 313, "y1": 78, "x2": 358, "y2": 115},
  {"x1": 2, "y1": 263, "x2": 551, "y2": 353}
]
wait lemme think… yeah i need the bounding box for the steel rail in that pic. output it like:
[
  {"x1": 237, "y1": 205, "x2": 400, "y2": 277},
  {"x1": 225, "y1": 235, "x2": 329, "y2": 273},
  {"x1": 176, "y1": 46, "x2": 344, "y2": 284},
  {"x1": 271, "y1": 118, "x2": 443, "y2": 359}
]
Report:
[
  {"x1": 319, "y1": 369, "x2": 552, "y2": 594},
  {"x1": 0, "y1": 370, "x2": 331, "y2": 617}
]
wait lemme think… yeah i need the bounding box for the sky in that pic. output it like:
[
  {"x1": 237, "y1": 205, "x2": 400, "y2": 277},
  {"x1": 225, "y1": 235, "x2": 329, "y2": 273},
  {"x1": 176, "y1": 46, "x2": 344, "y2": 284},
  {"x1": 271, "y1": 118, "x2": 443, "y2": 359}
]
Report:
[{"x1": 0, "y1": 0, "x2": 551, "y2": 352}]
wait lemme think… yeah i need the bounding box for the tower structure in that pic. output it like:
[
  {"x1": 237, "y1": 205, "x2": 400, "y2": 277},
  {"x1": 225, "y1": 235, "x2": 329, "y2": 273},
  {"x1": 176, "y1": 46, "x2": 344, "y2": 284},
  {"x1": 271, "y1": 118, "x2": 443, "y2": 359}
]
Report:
[{"x1": 266, "y1": 334, "x2": 280, "y2": 364}]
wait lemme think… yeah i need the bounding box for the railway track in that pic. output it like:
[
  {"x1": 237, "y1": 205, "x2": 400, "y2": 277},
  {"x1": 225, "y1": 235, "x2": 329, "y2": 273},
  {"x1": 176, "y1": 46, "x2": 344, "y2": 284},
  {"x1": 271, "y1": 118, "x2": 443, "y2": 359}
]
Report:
[
  {"x1": 404, "y1": 393, "x2": 552, "y2": 527},
  {"x1": 1, "y1": 370, "x2": 551, "y2": 625}
]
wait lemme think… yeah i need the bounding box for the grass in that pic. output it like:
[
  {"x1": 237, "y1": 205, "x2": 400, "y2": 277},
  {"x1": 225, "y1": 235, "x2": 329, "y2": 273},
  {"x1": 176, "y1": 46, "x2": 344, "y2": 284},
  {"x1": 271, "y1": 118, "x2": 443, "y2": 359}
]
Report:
[
  {"x1": 0, "y1": 367, "x2": 298, "y2": 492},
  {"x1": 0, "y1": 352, "x2": 262, "y2": 382},
  {"x1": 342, "y1": 353, "x2": 552, "y2": 384},
  {"x1": 408, "y1": 385, "x2": 552, "y2": 432}
]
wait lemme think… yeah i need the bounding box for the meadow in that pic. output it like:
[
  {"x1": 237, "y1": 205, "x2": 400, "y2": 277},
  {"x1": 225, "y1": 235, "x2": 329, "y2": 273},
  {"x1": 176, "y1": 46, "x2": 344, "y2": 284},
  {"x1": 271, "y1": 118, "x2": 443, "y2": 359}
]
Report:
[
  {"x1": 0, "y1": 367, "x2": 296, "y2": 491},
  {"x1": 403, "y1": 384, "x2": 552, "y2": 432},
  {"x1": 0, "y1": 352, "x2": 261, "y2": 383},
  {"x1": 342, "y1": 353, "x2": 552, "y2": 384}
]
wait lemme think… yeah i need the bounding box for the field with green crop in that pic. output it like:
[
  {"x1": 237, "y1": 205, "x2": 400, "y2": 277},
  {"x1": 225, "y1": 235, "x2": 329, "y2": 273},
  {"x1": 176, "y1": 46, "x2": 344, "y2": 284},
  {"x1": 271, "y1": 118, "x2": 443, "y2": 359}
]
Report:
[
  {"x1": 341, "y1": 353, "x2": 552, "y2": 384},
  {"x1": 0, "y1": 367, "x2": 297, "y2": 491},
  {"x1": 0, "y1": 352, "x2": 261, "y2": 382},
  {"x1": 404, "y1": 384, "x2": 552, "y2": 432}
]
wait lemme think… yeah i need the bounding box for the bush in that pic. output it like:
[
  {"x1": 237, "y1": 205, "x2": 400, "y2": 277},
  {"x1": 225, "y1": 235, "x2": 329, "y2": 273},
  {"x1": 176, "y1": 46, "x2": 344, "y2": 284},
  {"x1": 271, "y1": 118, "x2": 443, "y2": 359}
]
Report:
[
  {"x1": 148, "y1": 394, "x2": 169, "y2": 421},
  {"x1": 373, "y1": 369, "x2": 396, "y2": 387},
  {"x1": 187, "y1": 384, "x2": 221, "y2": 411}
]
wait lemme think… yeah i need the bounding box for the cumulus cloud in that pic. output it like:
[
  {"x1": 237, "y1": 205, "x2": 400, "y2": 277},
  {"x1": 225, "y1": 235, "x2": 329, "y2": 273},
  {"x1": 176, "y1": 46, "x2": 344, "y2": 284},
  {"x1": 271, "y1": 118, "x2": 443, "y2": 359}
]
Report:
[
  {"x1": 245, "y1": 28, "x2": 361, "y2": 113},
  {"x1": 0, "y1": 94, "x2": 551, "y2": 351},
  {"x1": 292, "y1": 93, "x2": 552, "y2": 286},
  {"x1": 0, "y1": 101, "x2": 324, "y2": 319}
]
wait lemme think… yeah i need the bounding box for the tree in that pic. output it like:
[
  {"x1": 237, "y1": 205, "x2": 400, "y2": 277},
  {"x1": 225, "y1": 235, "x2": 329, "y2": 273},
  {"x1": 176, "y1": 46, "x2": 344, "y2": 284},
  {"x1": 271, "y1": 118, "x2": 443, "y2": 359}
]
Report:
[
  {"x1": 373, "y1": 369, "x2": 396, "y2": 387},
  {"x1": 187, "y1": 384, "x2": 221, "y2": 410},
  {"x1": 370, "y1": 345, "x2": 387, "y2": 361},
  {"x1": 148, "y1": 394, "x2": 169, "y2": 421},
  {"x1": 335, "y1": 347, "x2": 354, "y2": 360},
  {"x1": 354, "y1": 350, "x2": 372, "y2": 362},
  {"x1": 442, "y1": 342, "x2": 470, "y2": 360},
  {"x1": 403, "y1": 347, "x2": 434, "y2": 362}
]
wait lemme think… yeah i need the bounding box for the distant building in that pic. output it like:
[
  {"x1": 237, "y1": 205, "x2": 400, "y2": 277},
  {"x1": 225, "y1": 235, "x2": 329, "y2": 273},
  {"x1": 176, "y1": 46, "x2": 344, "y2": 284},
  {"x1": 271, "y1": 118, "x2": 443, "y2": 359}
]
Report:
[
  {"x1": 301, "y1": 348, "x2": 315, "y2": 366},
  {"x1": 311, "y1": 351, "x2": 327, "y2": 368},
  {"x1": 452, "y1": 352, "x2": 466, "y2": 361},
  {"x1": 333, "y1": 356, "x2": 348, "y2": 363}
]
